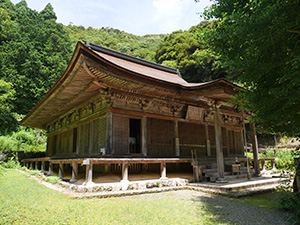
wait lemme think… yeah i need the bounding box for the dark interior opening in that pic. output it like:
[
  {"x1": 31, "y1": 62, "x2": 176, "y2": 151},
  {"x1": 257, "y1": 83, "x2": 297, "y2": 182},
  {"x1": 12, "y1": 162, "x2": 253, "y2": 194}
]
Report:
[{"x1": 129, "y1": 119, "x2": 141, "y2": 154}]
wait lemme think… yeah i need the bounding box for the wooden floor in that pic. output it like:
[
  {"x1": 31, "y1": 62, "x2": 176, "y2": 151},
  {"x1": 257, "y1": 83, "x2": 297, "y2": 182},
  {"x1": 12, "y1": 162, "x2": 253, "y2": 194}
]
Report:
[{"x1": 56, "y1": 171, "x2": 194, "y2": 185}]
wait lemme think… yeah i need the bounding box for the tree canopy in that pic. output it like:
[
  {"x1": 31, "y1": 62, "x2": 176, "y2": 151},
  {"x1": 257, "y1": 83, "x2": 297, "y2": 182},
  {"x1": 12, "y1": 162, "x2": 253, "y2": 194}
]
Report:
[
  {"x1": 155, "y1": 23, "x2": 229, "y2": 82},
  {"x1": 203, "y1": 0, "x2": 300, "y2": 136},
  {"x1": 0, "y1": 0, "x2": 73, "y2": 114},
  {"x1": 64, "y1": 25, "x2": 165, "y2": 62},
  {"x1": 0, "y1": 79, "x2": 17, "y2": 135}
]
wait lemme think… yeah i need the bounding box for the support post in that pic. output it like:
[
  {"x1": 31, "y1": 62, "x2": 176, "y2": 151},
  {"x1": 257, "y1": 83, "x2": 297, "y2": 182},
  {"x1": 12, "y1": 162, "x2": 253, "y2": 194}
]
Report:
[
  {"x1": 84, "y1": 161, "x2": 93, "y2": 185},
  {"x1": 106, "y1": 112, "x2": 113, "y2": 155},
  {"x1": 261, "y1": 160, "x2": 266, "y2": 171},
  {"x1": 142, "y1": 117, "x2": 147, "y2": 157},
  {"x1": 70, "y1": 162, "x2": 78, "y2": 183},
  {"x1": 35, "y1": 161, "x2": 39, "y2": 170},
  {"x1": 214, "y1": 105, "x2": 225, "y2": 181},
  {"x1": 76, "y1": 124, "x2": 81, "y2": 156},
  {"x1": 59, "y1": 162, "x2": 64, "y2": 179},
  {"x1": 121, "y1": 162, "x2": 129, "y2": 182},
  {"x1": 271, "y1": 159, "x2": 276, "y2": 170},
  {"x1": 41, "y1": 161, "x2": 45, "y2": 172},
  {"x1": 30, "y1": 162, "x2": 33, "y2": 170},
  {"x1": 205, "y1": 124, "x2": 211, "y2": 156},
  {"x1": 250, "y1": 123, "x2": 261, "y2": 176},
  {"x1": 48, "y1": 162, "x2": 54, "y2": 175},
  {"x1": 174, "y1": 120, "x2": 180, "y2": 157},
  {"x1": 89, "y1": 121, "x2": 94, "y2": 157},
  {"x1": 160, "y1": 161, "x2": 167, "y2": 179}
]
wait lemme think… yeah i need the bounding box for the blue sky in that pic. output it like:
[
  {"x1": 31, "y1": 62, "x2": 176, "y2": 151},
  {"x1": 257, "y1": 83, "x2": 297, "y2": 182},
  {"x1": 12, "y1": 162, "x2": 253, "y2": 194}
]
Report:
[{"x1": 11, "y1": 0, "x2": 212, "y2": 35}]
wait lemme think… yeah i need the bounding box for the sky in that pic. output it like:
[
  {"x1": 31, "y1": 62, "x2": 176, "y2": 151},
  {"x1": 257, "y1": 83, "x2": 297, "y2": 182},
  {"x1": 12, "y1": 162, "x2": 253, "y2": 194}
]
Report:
[{"x1": 11, "y1": 0, "x2": 212, "y2": 36}]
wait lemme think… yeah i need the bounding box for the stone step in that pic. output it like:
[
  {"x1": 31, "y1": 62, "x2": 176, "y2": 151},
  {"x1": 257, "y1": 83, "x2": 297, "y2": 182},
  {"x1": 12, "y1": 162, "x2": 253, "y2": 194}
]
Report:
[
  {"x1": 205, "y1": 171, "x2": 232, "y2": 177},
  {"x1": 225, "y1": 174, "x2": 248, "y2": 181},
  {"x1": 202, "y1": 168, "x2": 217, "y2": 173}
]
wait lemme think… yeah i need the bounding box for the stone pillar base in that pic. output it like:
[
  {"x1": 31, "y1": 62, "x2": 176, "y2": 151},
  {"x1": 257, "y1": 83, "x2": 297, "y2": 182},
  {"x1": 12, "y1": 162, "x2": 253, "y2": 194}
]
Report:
[{"x1": 216, "y1": 177, "x2": 228, "y2": 183}]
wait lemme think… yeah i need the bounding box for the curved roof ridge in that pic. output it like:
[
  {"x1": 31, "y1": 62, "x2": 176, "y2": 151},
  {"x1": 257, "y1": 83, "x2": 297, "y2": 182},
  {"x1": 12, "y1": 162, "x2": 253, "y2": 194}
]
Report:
[{"x1": 83, "y1": 40, "x2": 181, "y2": 76}]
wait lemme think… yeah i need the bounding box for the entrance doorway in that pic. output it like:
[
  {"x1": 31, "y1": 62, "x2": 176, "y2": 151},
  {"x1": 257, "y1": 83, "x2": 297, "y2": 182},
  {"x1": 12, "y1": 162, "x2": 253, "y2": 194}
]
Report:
[{"x1": 129, "y1": 119, "x2": 141, "y2": 154}]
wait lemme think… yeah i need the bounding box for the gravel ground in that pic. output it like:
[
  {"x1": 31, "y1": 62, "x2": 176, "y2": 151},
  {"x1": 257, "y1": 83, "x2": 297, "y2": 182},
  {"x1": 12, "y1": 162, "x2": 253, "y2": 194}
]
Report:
[{"x1": 124, "y1": 190, "x2": 295, "y2": 225}]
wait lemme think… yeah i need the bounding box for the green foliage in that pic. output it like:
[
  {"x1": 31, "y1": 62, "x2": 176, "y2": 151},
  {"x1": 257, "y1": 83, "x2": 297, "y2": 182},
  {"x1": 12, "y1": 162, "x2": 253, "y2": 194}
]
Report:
[
  {"x1": 276, "y1": 174, "x2": 300, "y2": 224},
  {"x1": 0, "y1": 1, "x2": 73, "y2": 114},
  {"x1": 155, "y1": 23, "x2": 229, "y2": 82},
  {"x1": 44, "y1": 175, "x2": 61, "y2": 184},
  {"x1": 0, "y1": 126, "x2": 46, "y2": 152},
  {"x1": 202, "y1": 0, "x2": 300, "y2": 136},
  {"x1": 0, "y1": 79, "x2": 18, "y2": 135},
  {"x1": 1, "y1": 156, "x2": 21, "y2": 169},
  {"x1": 248, "y1": 148, "x2": 295, "y2": 171},
  {"x1": 28, "y1": 169, "x2": 41, "y2": 176},
  {"x1": 65, "y1": 25, "x2": 165, "y2": 62}
]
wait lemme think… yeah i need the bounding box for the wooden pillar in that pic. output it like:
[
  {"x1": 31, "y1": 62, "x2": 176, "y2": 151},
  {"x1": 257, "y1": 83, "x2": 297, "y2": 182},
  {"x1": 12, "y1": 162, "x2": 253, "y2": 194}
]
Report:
[
  {"x1": 106, "y1": 112, "x2": 113, "y2": 155},
  {"x1": 48, "y1": 162, "x2": 54, "y2": 175},
  {"x1": 250, "y1": 123, "x2": 260, "y2": 176},
  {"x1": 89, "y1": 121, "x2": 94, "y2": 157},
  {"x1": 84, "y1": 161, "x2": 93, "y2": 185},
  {"x1": 160, "y1": 161, "x2": 167, "y2": 179},
  {"x1": 35, "y1": 161, "x2": 39, "y2": 170},
  {"x1": 41, "y1": 161, "x2": 45, "y2": 172},
  {"x1": 70, "y1": 162, "x2": 78, "y2": 183},
  {"x1": 214, "y1": 105, "x2": 225, "y2": 181},
  {"x1": 59, "y1": 162, "x2": 64, "y2": 179},
  {"x1": 174, "y1": 120, "x2": 180, "y2": 157},
  {"x1": 76, "y1": 124, "x2": 81, "y2": 156},
  {"x1": 226, "y1": 128, "x2": 230, "y2": 156},
  {"x1": 30, "y1": 162, "x2": 33, "y2": 170},
  {"x1": 261, "y1": 160, "x2": 266, "y2": 171},
  {"x1": 271, "y1": 159, "x2": 276, "y2": 170},
  {"x1": 205, "y1": 124, "x2": 211, "y2": 156},
  {"x1": 121, "y1": 162, "x2": 129, "y2": 182},
  {"x1": 142, "y1": 117, "x2": 147, "y2": 157}
]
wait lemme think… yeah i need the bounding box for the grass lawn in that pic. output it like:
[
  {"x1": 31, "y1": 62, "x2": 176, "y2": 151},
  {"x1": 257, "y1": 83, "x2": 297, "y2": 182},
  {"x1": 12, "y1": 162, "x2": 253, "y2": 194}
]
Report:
[
  {"x1": 239, "y1": 192, "x2": 282, "y2": 209},
  {"x1": 0, "y1": 169, "x2": 229, "y2": 225}
]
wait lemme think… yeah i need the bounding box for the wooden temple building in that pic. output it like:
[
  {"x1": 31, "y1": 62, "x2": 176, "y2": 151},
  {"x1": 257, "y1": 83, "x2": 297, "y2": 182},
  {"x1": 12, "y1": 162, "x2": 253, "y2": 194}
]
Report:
[{"x1": 21, "y1": 41, "x2": 261, "y2": 185}]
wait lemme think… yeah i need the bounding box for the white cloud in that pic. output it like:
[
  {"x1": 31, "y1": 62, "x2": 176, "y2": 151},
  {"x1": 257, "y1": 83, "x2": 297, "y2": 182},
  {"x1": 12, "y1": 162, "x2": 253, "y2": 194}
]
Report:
[{"x1": 152, "y1": 0, "x2": 200, "y2": 33}]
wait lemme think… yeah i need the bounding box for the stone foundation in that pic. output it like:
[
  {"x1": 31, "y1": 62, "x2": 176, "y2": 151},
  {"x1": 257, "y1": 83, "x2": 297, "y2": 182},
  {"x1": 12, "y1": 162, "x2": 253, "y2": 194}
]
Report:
[{"x1": 58, "y1": 178, "x2": 188, "y2": 193}]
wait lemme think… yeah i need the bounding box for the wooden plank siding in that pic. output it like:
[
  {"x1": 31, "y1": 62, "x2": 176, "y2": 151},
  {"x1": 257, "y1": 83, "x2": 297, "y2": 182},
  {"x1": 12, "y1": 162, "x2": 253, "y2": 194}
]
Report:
[
  {"x1": 113, "y1": 115, "x2": 129, "y2": 155},
  {"x1": 178, "y1": 122, "x2": 206, "y2": 157},
  {"x1": 147, "y1": 118, "x2": 175, "y2": 157},
  {"x1": 47, "y1": 116, "x2": 107, "y2": 157}
]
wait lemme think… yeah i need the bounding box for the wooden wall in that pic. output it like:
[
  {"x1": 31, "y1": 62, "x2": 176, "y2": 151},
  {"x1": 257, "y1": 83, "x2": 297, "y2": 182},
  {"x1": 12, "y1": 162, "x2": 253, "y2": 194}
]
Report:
[
  {"x1": 178, "y1": 122, "x2": 206, "y2": 157},
  {"x1": 46, "y1": 111, "x2": 244, "y2": 158},
  {"x1": 113, "y1": 115, "x2": 129, "y2": 155},
  {"x1": 147, "y1": 118, "x2": 175, "y2": 157},
  {"x1": 46, "y1": 116, "x2": 107, "y2": 157}
]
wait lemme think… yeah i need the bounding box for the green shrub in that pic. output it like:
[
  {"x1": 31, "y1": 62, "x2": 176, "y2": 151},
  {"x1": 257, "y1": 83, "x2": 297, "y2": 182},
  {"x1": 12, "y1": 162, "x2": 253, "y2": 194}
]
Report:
[
  {"x1": 277, "y1": 178, "x2": 300, "y2": 224},
  {"x1": 28, "y1": 170, "x2": 41, "y2": 176},
  {"x1": 0, "y1": 126, "x2": 46, "y2": 153},
  {"x1": 45, "y1": 176, "x2": 61, "y2": 184},
  {"x1": 2, "y1": 158, "x2": 21, "y2": 169},
  {"x1": 248, "y1": 148, "x2": 295, "y2": 171}
]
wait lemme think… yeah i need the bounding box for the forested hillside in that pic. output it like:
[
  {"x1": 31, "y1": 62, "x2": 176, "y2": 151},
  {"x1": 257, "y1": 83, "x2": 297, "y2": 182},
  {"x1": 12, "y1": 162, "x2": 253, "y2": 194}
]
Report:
[{"x1": 65, "y1": 25, "x2": 165, "y2": 62}]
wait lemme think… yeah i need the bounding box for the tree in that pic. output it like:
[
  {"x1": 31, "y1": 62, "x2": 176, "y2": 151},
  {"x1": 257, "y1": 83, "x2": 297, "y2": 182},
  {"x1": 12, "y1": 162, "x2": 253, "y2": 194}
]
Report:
[
  {"x1": 155, "y1": 23, "x2": 228, "y2": 82},
  {"x1": 0, "y1": 79, "x2": 17, "y2": 135},
  {"x1": 202, "y1": 0, "x2": 300, "y2": 136},
  {"x1": 0, "y1": 1, "x2": 73, "y2": 114}
]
